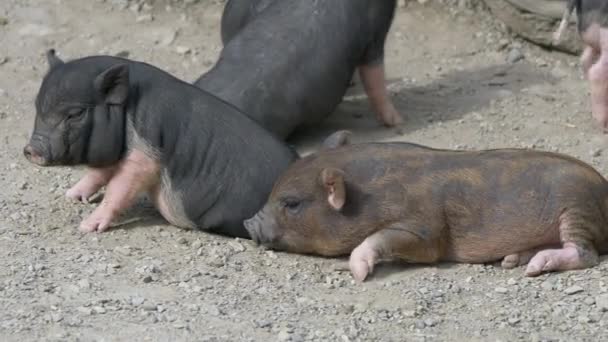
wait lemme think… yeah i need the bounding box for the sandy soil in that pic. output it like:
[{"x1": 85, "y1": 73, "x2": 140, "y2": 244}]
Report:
[{"x1": 1, "y1": 0, "x2": 607, "y2": 341}]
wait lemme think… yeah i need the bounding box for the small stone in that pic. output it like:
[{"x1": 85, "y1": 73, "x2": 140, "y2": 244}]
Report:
[
  {"x1": 591, "y1": 148, "x2": 602, "y2": 157},
  {"x1": 9, "y1": 212, "x2": 20, "y2": 221},
  {"x1": 0, "y1": 57, "x2": 8, "y2": 66},
  {"x1": 495, "y1": 287, "x2": 508, "y2": 294},
  {"x1": 540, "y1": 279, "x2": 555, "y2": 291},
  {"x1": 508, "y1": 317, "x2": 521, "y2": 325},
  {"x1": 0, "y1": 17, "x2": 8, "y2": 26},
  {"x1": 207, "y1": 305, "x2": 221, "y2": 316},
  {"x1": 77, "y1": 279, "x2": 91, "y2": 289},
  {"x1": 176, "y1": 237, "x2": 188, "y2": 245},
  {"x1": 92, "y1": 306, "x2": 106, "y2": 314},
  {"x1": 584, "y1": 297, "x2": 596, "y2": 306},
  {"x1": 507, "y1": 278, "x2": 517, "y2": 286},
  {"x1": 507, "y1": 48, "x2": 524, "y2": 64},
  {"x1": 176, "y1": 46, "x2": 191, "y2": 55},
  {"x1": 136, "y1": 14, "x2": 154, "y2": 23},
  {"x1": 564, "y1": 286, "x2": 584, "y2": 295},
  {"x1": 142, "y1": 275, "x2": 153, "y2": 283},
  {"x1": 424, "y1": 318, "x2": 437, "y2": 327},
  {"x1": 115, "y1": 246, "x2": 131, "y2": 256},
  {"x1": 191, "y1": 240, "x2": 203, "y2": 250},
  {"x1": 596, "y1": 294, "x2": 608, "y2": 311},
  {"x1": 278, "y1": 329, "x2": 292, "y2": 341},
  {"x1": 131, "y1": 297, "x2": 145, "y2": 306},
  {"x1": 77, "y1": 306, "x2": 93, "y2": 315},
  {"x1": 578, "y1": 315, "x2": 591, "y2": 323}
]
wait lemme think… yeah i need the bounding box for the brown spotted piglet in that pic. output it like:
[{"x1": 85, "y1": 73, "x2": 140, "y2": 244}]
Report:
[{"x1": 244, "y1": 131, "x2": 608, "y2": 282}]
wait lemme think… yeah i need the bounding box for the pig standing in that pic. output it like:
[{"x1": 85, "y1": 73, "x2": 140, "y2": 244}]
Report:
[
  {"x1": 194, "y1": 0, "x2": 403, "y2": 140},
  {"x1": 554, "y1": 0, "x2": 608, "y2": 130},
  {"x1": 23, "y1": 50, "x2": 296, "y2": 237},
  {"x1": 245, "y1": 131, "x2": 608, "y2": 282}
]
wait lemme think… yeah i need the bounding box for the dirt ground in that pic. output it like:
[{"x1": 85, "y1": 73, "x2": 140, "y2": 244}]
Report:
[{"x1": 1, "y1": 0, "x2": 608, "y2": 341}]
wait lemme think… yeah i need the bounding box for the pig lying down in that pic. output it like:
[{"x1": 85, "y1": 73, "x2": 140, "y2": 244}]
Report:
[
  {"x1": 554, "y1": 0, "x2": 608, "y2": 130},
  {"x1": 245, "y1": 131, "x2": 608, "y2": 282},
  {"x1": 23, "y1": 50, "x2": 296, "y2": 237},
  {"x1": 195, "y1": 0, "x2": 403, "y2": 140}
]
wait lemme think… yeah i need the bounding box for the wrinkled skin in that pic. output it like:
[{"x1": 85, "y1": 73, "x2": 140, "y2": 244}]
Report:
[
  {"x1": 245, "y1": 131, "x2": 608, "y2": 282},
  {"x1": 195, "y1": 0, "x2": 402, "y2": 140},
  {"x1": 555, "y1": 0, "x2": 608, "y2": 130},
  {"x1": 24, "y1": 49, "x2": 296, "y2": 237}
]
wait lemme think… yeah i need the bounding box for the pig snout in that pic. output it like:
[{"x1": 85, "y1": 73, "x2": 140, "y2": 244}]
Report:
[
  {"x1": 243, "y1": 209, "x2": 279, "y2": 246},
  {"x1": 23, "y1": 144, "x2": 49, "y2": 166}
]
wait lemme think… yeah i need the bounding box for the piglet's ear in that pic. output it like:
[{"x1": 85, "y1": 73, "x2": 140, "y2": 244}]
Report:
[
  {"x1": 46, "y1": 49, "x2": 64, "y2": 70},
  {"x1": 94, "y1": 64, "x2": 130, "y2": 105},
  {"x1": 320, "y1": 168, "x2": 346, "y2": 211},
  {"x1": 321, "y1": 130, "x2": 352, "y2": 150}
]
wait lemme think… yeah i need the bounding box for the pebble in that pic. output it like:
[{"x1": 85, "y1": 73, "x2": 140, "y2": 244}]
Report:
[
  {"x1": 278, "y1": 329, "x2": 292, "y2": 341},
  {"x1": 0, "y1": 17, "x2": 8, "y2": 26},
  {"x1": 507, "y1": 48, "x2": 524, "y2": 64},
  {"x1": 131, "y1": 297, "x2": 145, "y2": 306},
  {"x1": 136, "y1": 14, "x2": 154, "y2": 23},
  {"x1": 92, "y1": 306, "x2": 106, "y2": 314},
  {"x1": 176, "y1": 237, "x2": 188, "y2": 245},
  {"x1": 584, "y1": 297, "x2": 596, "y2": 306},
  {"x1": 494, "y1": 287, "x2": 508, "y2": 294},
  {"x1": 596, "y1": 294, "x2": 608, "y2": 312},
  {"x1": 176, "y1": 46, "x2": 191, "y2": 55},
  {"x1": 77, "y1": 279, "x2": 91, "y2": 289},
  {"x1": 591, "y1": 148, "x2": 602, "y2": 157},
  {"x1": 564, "y1": 286, "x2": 584, "y2": 295},
  {"x1": 540, "y1": 279, "x2": 555, "y2": 291},
  {"x1": 191, "y1": 240, "x2": 203, "y2": 250},
  {"x1": 142, "y1": 275, "x2": 153, "y2": 283}
]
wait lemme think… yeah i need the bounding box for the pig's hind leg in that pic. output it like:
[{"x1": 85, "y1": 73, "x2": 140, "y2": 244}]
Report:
[
  {"x1": 358, "y1": 63, "x2": 404, "y2": 127},
  {"x1": 524, "y1": 212, "x2": 600, "y2": 277},
  {"x1": 66, "y1": 166, "x2": 118, "y2": 203},
  {"x1": 349, "y1": 224, "x2": 441, "y2": 283},
  {"x1": 586, "y1": 29, "x2": 608, "y2": 130}
]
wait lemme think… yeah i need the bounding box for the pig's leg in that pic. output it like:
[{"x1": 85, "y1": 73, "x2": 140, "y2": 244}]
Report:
[
  {"x1": 587, "y1": 30, "x2": 608, "y2": 130},
  {"x1": 501, "y1": 250, "x2": 538, "y2": 269},
  {"x1": 358, "y1": 63, "x2": 403, "y2": 127},
  {"x1": 79, "y1": 150, "x2": 160, "y2": 233},
  {"x1": 581, "y1": 45, "x2": 599, "y2": 80},
  {"x1": 524, "y1": 214, "x2": 600, "y2": 276},
  {"x1": 524, "y1": 242, "x2": 599, "y2": 276},
  {"x1": 349, "y1": 225, "x2": 440, "y2": 282},
  {"x1": 66, "y1": 166, "x2": 118, "y2": 203}
]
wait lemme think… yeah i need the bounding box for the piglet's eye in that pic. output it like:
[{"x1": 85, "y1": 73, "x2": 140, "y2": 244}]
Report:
[
  {"x1": 282, "y1": 198, "x2": 302, "y2": 214},
  {"x1": 66, "y1": 108, "x2": 85, "y2": 119}
]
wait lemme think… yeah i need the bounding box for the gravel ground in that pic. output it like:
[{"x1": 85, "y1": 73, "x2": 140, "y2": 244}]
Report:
[{"x1": 1, "y1": 0, "x2": 607, "y2": 341}]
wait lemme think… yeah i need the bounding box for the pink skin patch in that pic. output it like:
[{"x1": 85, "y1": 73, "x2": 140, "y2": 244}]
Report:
[
  {"x1": 582, "y1": 26, "x2": 608, "y2": 131},
  {"x1": 349, "y1": 239, "x2": 379, "y2": 283},
  {"x1": 358, "y1": 63, "x2": 403, "y2": 127},
  {"x1": 79, "y1": 149, "x2": 160, "y2": 233},
  {"x1": 525, "y1": 242, "x2": 588, "y2": 277},
  {"x1": 66, "y1": 166, "x2": 118, "y2": 203}
]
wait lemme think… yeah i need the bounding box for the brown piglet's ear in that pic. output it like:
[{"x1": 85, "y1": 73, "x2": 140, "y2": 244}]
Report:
[
  {"x1": 94, "y1": 64, "x2": 130, "y2": 105},
  {"x1": 321, "y1": 130, "x2": 352, "y2": 150},
  {"x1": 320, "y1": 168, "x2": 346, "y2": 211},
  {"x1": 46, "y1": 49, "x2": 64, "y2": 70}
]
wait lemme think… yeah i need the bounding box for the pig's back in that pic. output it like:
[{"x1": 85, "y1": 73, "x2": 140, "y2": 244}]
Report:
[
  {"x1": 314, "y1": 143, "x2": 608, "y2": 262},
  {"x1": 197, "y1": 0, "x2": 395, "y2": 139}
]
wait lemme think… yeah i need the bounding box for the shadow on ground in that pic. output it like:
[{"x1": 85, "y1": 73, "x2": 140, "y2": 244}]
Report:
[{"x1": 289, "y1": 62, "x2": 557, "y2": 154}]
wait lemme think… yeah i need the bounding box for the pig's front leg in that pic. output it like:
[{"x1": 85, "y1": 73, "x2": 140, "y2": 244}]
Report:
[
  {"x1": 358, "y1": 63, "x2": 404, "y2": 127},
  {"x1": 66, "y1": 166, "x2": 118, "y2": 203},
  {"x1": 349, "y1": 224, "x2": 440, "y2": 283},
  {"x1": 79, "y1": 150, "x2": 160, "y2": 233}
]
